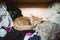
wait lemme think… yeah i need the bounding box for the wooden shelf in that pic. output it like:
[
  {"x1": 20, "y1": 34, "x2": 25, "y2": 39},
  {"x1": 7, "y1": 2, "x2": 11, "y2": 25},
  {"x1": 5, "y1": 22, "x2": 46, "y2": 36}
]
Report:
[{"x1": 0, "y1": 0, "x2": 58, "y2": 8}]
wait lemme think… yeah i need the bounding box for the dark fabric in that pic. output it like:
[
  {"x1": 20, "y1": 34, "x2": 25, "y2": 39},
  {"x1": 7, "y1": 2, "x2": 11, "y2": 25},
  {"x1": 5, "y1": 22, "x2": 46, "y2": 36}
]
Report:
[
  {"x1": 28, "y1": 35, "x2": 41, "y2": 40},
  {"x1": 55, "y1": 32, "x2": 60, "y2": 40},
  {"x1": 0, "y1": 27, "x2": 35, "y2": 40},
  {"x1": 7, "y1": 7, "x2": 23, "y2": 21},
  {"x1": 0, "y1": 37, "x2": 4, "y2": 40},
  {"x1": 0, "y1": 0, "x2": 5, "y2": 2}
]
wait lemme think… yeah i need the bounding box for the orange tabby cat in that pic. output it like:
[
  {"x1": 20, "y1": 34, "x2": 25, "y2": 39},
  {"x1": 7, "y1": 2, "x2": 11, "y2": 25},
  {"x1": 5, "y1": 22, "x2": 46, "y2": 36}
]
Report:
[{"x1": 14, "y1": 15, "x2": 42, "y2": 31}]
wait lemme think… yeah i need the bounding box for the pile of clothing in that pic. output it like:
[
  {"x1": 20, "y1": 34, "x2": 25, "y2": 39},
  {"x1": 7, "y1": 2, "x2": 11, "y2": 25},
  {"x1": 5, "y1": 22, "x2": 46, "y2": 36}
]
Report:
[
  {"x1": 0, "y1": 3, "x2": 41, "y2": 40},
  {"x1": 32, "y1": 2, "x2": 60, "y2": 40},
  {"x1": 0, "y1": 3, "x2": 13, "y2": 37},
  {"x1": 0, "y1": 2, "x2": 60, "y2": 40}
]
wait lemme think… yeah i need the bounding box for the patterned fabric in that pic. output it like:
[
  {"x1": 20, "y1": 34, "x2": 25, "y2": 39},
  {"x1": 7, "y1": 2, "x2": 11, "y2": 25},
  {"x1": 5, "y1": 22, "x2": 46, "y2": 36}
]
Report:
[{"x1": 28, "y1": 35, "x2": 41, "y2": 40}]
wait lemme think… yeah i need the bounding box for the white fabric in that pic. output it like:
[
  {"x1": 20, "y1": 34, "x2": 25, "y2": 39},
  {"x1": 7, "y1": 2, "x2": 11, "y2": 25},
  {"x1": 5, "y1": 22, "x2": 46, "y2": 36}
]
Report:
[
  {"x1": 0, "y1": 4, "x2": 13, "y2": 28},
  {"x1": 0, "y1": 28, "x2": 7, "y2": 37}
]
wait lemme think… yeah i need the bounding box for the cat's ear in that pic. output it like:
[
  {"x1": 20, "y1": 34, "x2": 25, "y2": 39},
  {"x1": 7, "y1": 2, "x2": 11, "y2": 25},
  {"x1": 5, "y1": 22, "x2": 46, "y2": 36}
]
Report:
[
  {"x1": 31, "y1": 15, "x2": 34, "y2": 19},
  {"x1": 30, "y1": 15, "x2": 34, "y2": 20},
  {"x1": 30, "y1": 15, "x2": 34, "y2": 24},
  {"x1": 31, "y1": 15, "x2": 34, "y2": 18}
]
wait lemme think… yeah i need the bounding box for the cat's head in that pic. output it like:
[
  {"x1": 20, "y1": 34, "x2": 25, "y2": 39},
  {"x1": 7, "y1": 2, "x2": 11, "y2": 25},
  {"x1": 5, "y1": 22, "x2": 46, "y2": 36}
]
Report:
[{"x1": 30, "y1": 15, "x2": 42, "y2": 26}]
